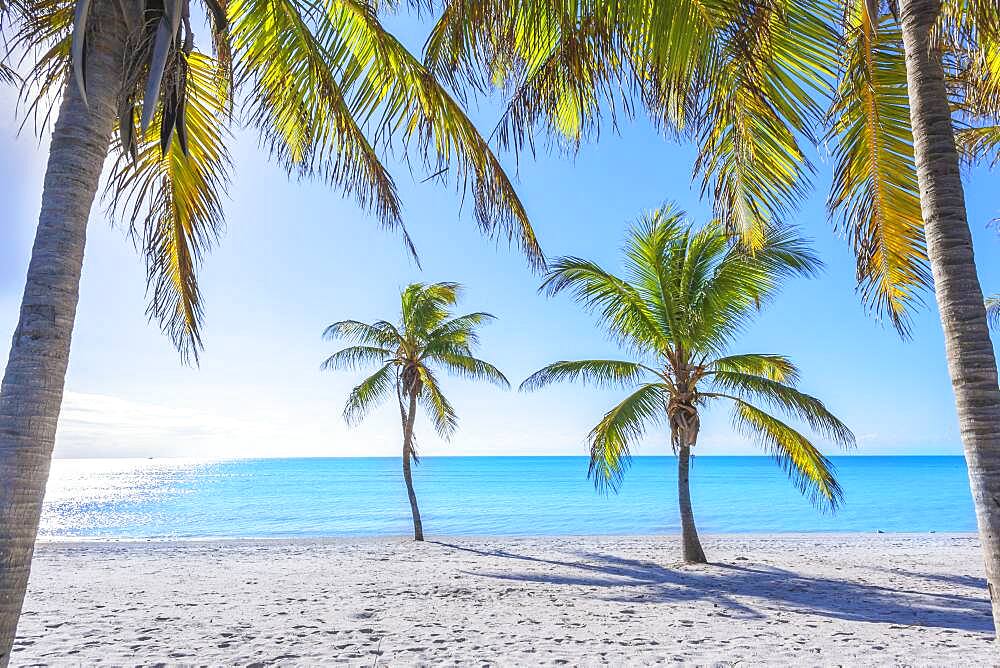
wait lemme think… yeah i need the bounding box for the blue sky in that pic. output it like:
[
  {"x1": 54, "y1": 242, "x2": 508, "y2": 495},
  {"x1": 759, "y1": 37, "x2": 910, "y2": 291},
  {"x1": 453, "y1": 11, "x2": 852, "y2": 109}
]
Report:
[{"x1": 1, "y1": 14, "x2": 998, "y2": 459}]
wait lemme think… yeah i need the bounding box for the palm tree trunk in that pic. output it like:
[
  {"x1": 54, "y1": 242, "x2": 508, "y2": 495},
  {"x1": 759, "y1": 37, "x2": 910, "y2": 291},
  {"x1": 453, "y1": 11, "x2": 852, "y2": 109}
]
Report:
[
  {"x1": 401, "y1": 391, "x2": 424, "y2": 541},
  {"x1": 0, "y1": 5, "x2": 125, "y2": 662},
  {"x1": 898, "y1": 0, "x2": 1000, "y2": 629},
  {"x1": 677, "y1": 442, "x2": 707, "y2": 563}
]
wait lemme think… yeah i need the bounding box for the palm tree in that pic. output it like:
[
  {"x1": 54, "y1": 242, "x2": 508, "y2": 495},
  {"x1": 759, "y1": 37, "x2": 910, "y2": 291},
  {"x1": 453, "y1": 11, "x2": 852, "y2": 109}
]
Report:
[
  {"x1": 521, "y1": 207, "x2": 855, "y2": 563},
  {"x1": 322, "y1": 282, "x2": 509, "y2": 541},
  {"x1": 0, "y1": 0, "x2": 541, "y2": 657},
  {"x1": 422, "y1": 0, "x2": 1000, "y2": 626}
]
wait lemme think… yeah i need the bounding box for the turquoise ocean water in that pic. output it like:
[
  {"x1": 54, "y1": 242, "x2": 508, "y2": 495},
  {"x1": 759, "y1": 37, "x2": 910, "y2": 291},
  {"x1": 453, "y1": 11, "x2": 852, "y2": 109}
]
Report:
[{"x1": 39, "y1": 456, "x2": 976, "y2": 539}]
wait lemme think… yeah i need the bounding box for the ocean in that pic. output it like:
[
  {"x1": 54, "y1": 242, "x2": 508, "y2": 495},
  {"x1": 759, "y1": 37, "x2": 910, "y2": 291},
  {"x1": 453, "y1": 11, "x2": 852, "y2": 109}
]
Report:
[{"x1": 39, "y1": 456, "x2": 976, "y2": 539}]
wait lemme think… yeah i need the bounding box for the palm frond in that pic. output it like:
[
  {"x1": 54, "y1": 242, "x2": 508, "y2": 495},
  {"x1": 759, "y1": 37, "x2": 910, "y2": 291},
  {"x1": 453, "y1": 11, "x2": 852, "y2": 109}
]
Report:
[
  {"x1": 323, "y1": 319, "x2": 403, "y2": 347},
  {"x1": 417, "y1": 365, "x2": 459, "y2": 439},
  {"x1": 321, "y1": 345, "x2": 395, "y2": 371},
  {"x1": 588, "y1": 382, "x2": 667, "y2": 494},
  {"x1": 711, "y1": 353, "x2": 800, "y2": 384},
  {"x1": 104, "y1": 51, "x2": 232, "y2": 364},
  {"x1": 343, "y1": 361, "x2": 397, "y2": 424},
  {"x1": 431, "y1": 352, "x2": 510, "y2": 388},
  {"x1": 731, "y1": 398, "x2": 843, "y2": 510},
  {"x1": 986, "y1": 294, "x2": 1000, "y2": 330},
  {"x1": 520, "y1": 359, "x2": 652, "y2": 392},
  {"x1": 712, "y1": 371, "x2": 855, "y2": 447},
  {"x1": 827, "y1": 5, "x2": 929, "y2": 336}
]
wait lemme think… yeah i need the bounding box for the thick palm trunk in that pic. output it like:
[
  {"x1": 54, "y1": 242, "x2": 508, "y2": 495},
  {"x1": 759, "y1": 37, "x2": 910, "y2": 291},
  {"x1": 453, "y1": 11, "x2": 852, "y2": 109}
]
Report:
[
  {"x1": 0, "y1": 5, "x2": 125, "y2": 662},
  {"x1": 401, "y1": 391, "x2": 424, "y2": 541},
  {"x1": 677, "y1": 443, "x2": 706, "y2": 563},
  {"x1": 898, "y1": 0, "x2": 1000, "y2": 630}
]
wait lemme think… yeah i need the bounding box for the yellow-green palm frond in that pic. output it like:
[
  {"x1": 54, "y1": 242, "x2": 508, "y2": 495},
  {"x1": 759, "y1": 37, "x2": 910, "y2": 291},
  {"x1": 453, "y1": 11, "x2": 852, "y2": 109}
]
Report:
[
  {"x1": 322, "y1": 0, "x2": 543, "y2": 267},
  {"x1": 105, "y1": 51, "x2": 232, "y2": 364},
  {"x1": 542, "y1": 256, "x2": 664, "y2": 353},
  {"x1": 430, "y1": 352, "x2": 510, "y2": 388},
  {"x1": 711, "y1": 353, "x2": 800, "y2": 384},
  {"x1": 8, "y1": 0, "x2": 72, "y2": 130},
  {"x1": 343, "y1": 361, "x2": 398, "y2": 425},
  {"x1": 401, "y1": 282, "x2": 462, "y2": 338},
  {"x1": 986, "y1": 294, "x2": 1000, "y2": 330},
  {"x1": 229, "y1": 0, "x2": 408, "y2": 246},
  {"x1": 321, "y1": 345, "x2": 396, "y2": 371},
  {"x1": 711, "y1": 371, "x2": 855, "y2": 446},
  {"x1": 588, "y1": 382, "x2": 667, "y2": 494},
  {"x1": 956, "y1": 123, "x2": 1000, "y2": 166},
  {"x1": 417, "y1": 365, "x2": 459, "y2": 439},
  {"x1": 731, "y1": 398, "x2": 844, "y2": 509},
  {"x1": 323, "y1": 319, "x2": 404, "y2": 348},
  {"x1": 827, "y1": 5, "x2": 928, "y2": 336},
  {"x1": 424, "y1": 311, "x2": 495, "y2": 350},
  {"x1": 520, "y1": 359, "x2": 654, "y2": 392},
  {"x1": 692, "y1": 0, "x2": 838, "y2": 249}
]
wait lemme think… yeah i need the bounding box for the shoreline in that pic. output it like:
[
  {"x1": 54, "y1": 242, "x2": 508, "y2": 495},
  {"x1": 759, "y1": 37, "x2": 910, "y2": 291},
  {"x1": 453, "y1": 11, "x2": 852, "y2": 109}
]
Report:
[
  {"x1": 15, "y1": 533, "x2": 994, "y2": 664},
  {"x1": 32, "y1": 530, "x2": 981, "y2": 545}
]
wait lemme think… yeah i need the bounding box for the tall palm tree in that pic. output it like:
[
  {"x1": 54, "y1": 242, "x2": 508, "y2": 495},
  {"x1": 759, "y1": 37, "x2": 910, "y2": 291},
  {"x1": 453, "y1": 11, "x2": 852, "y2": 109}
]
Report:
[
  {"x1": 422, "y1": 0, "x2": 1000, "y2": 626},
  {"x1": 521, "y1": 207, "x2": 855, "y2": 563},
  {"x1": 0, "y1": 0, "x2": 541, "y2": 658},
  {"x1": 323, "y1": 282, "x2": 509, "y2": 541}
]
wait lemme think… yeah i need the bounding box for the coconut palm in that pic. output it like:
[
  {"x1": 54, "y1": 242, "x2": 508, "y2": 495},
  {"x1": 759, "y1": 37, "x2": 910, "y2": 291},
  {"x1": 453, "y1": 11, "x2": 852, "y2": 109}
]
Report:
[
  {"x1": 323, "y1": 282, "x2": 509, "y2": 541},
  {"x1": 423, "y1": 0, "x2": 1000, "y2": 625},
  {"x1": 0, "y1": 0, "x2": 541, "y2": 657},
  {"x1": 521, "y1": 207, "x2": 854, "y2": 562}
]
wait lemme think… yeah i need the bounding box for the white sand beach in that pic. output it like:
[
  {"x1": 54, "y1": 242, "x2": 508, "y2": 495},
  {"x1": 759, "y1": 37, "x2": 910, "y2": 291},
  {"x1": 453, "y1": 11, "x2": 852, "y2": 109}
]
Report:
[{"x1": 11, "y1": 534, "x2": 995, "y2": 665}]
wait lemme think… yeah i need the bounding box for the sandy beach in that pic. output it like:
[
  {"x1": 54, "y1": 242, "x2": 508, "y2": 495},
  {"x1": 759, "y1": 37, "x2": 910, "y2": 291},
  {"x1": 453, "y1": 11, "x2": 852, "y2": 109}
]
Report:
[{"x1": 11, "y1": 534, "x2": 995, "y2": 665}]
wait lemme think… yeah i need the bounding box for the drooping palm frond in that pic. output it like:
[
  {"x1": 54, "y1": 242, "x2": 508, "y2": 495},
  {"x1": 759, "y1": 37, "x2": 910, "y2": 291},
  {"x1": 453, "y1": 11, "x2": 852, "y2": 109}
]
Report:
[
  {"x1": 424, "y1": 311, "x2": 495, "y2": 349},
  {"x1": 343, "y1": 361, "x2": 397, "y2": 424},
  {"x1": 731, "y1": 398, "x2": 844, "y2": 509},
  {"x1": 104, "y1": 51, "x2": 232, "y2": 364},
  {"x1": 520, "y1": 359, "x2": 654, "y2": 392},
  {"x1": 588, "y1": 382, "x2": 667, "y2": 494},
  {"x1": 710, "y1": 372, "x2": 856, "y2": 446},
  {"x1": 323, "y1": 319, "x2": 404, "y2": 347},
  {"x1": 711, "y1": 353, "x2": 800, "y2": 384},
  {"x1": 827, "y1": 5, "x2": 928, "y2": 336},
  {"x1": 417, "y1": 365, "x2": 459, "y2": 438},
  {"x1": 430, "y1": 352, "x2": 511, "y2": 388},
  {"x1": 321, "y1": 345, "x2": 396, "y2": 371},
  {"x1": 986, "y1": 294, "x2": 1000, "y2": 330}
]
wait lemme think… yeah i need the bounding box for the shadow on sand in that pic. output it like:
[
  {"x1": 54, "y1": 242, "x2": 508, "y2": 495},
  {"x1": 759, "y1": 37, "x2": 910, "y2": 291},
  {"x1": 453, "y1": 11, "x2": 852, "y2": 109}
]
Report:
[{"x1": 430, "y1": 541, "x2": 994, "y2": 635}]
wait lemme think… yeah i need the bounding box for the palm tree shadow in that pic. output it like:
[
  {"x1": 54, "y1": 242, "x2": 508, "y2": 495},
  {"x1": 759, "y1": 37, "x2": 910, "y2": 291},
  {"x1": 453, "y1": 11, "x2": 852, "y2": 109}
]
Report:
[{"x1": 430, "y1": 541, "x2": 994, "y2": 634}]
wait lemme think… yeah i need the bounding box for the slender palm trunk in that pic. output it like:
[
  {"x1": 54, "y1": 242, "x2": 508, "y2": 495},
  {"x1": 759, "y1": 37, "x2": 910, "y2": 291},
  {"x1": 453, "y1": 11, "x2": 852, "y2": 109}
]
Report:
[
  {"x1": 401, "y1": 391, "x2": 424, "y2": 541},
  {"x1": 677, "y1": 442, "x2": 707, "y2": 563},
  {"x1": 0, "y1": 6, "x2": 125, "y2": 662},
  {"x1": 898, "y1": 0, "x2": 1000, "y2": 630}
]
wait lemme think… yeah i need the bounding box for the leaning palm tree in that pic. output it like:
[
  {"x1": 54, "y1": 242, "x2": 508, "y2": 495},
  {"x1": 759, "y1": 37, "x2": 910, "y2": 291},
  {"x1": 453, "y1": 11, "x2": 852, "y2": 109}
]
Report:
[
  {"x1": 423, "y1": 0, "x2": 1000, "y2": 626},
  {"x1": 0, "y1": 0, "x2": 541, "y2": 658},
  {"x1": 323, "y1": 282, "x2": 509, "y2": 541},
  {"x1": 521, "y1": 207, "x2": 855, "y2": 563}
]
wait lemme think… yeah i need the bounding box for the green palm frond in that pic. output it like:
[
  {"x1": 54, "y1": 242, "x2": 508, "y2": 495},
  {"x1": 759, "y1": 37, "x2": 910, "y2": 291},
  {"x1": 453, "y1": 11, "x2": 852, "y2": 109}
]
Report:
[
  {"x1": 431, "y1": 352, "x2": 511, "y2": 388},
  {"x1": 711, "y1": 353, "x2": 800, "y2": 384},
  {"x1": 402, "y1": 282, "x2": 461, "y2": 337},
  {"x1": 323, "y1": 319, "x2": 403, "y2": 348},
  {"x1": 986, "y1": 294, "x2": 1000, "y2": 330},
  {"x1": 425, "y1": 312, "x2": 496, "y2": 349},
  {"x1": 588, "y1": 382, "x2": 667, "y2": 494},
  {"x1": 417, "y1": 365, "x2": 459, "y2": 439},
  {"x1": 827, "y1": 5, "x2": 929, "y2": 336},
  {"x1": 344, "y1": 361, "x2": 397, "y2": 424},
  {"x1": 321, "y1": 0, "x2": 544, "y2": 266},
  {"x1": 104, "y1": 51, "x2": 232, "y2": 364},
  {"x1": 520, "y1": 359, "x2": 653, "y2": 392},
  {"x1": 321, "y1": 345, "x2": 396, "y2": 371},
  {"x1": 711, "y1": 371, "x2": 855, "y2": 446},
  {"x1": 542, "y1": 256, "x2": 664, "y2": 352},
  {"x1": 731, "y1": 398, "x2": 844, "y2": 509}
]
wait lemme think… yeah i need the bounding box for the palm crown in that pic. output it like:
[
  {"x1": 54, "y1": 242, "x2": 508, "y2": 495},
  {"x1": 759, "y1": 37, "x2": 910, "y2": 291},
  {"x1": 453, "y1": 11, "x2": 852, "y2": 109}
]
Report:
[
  {"x1": 424, "y1": 0, "x2": 999, "y2": 334},
  {"x1": 323, "y1": 282, "x2": 509, "y2": 443},
  {"x1": 0, "y1": 0, "x2": 542, "y2": 360},
  {"x1": 521, "y1": 206, "x2": 856, "y2": 507}
]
